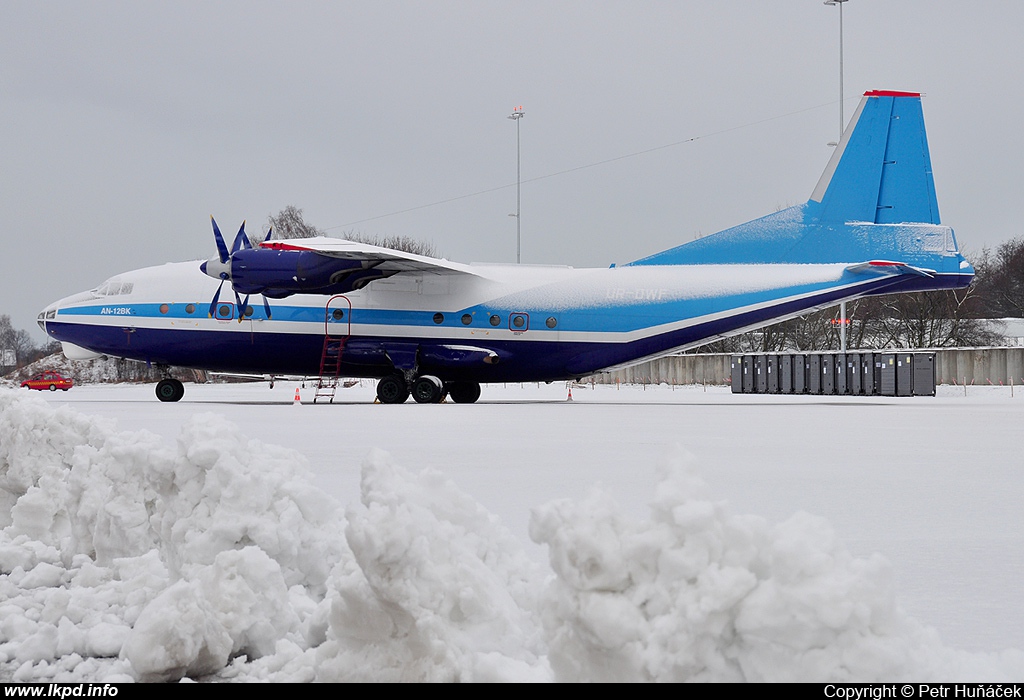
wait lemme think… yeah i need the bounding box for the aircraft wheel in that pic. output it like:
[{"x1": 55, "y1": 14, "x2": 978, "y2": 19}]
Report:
[
  {"x1": 446, "y1": 381, "x2": 481, "y2": 404},
  {"x1": 376, "y1": 375, "x2": 409, "y2": 404},
  {"x1": 156, "y1": 378, "x2": 185, "y2": 403},
  {"x1": 412, "y1": 375, "x2": 444, "y2": 404},
  {"x1": 49, "y1": 384, "x2": 57, "y2": 392}
]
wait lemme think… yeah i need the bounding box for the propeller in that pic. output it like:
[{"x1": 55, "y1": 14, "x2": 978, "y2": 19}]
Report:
[{"x1": 200, "y1": 218, "x2": 274, "y2": 321}]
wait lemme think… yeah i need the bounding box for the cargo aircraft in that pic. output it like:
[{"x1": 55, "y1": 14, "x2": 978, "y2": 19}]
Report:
[{"x1": 39, "y1": 91, "x2": 973, "y2": 403}]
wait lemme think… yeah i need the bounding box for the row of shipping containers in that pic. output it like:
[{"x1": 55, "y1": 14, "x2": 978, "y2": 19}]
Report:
[{"x1": 730, "y1": 352, "x2": 936, "y2": 396}]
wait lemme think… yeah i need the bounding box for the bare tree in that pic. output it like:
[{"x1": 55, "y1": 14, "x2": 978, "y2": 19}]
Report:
[
  {"x1": 265, "y1": 205, "x2": 326, "y2": 240},
  {"x1": 342, "y1": 231, "x2": 439, "y2": 258},
  {"x1": 972, "y1": 238, "x2": 1024, "y2": 317},
  {"x1": 697, "y1": 308, "x2": 841, "y2": 354},
  {"x1": 0, "y1": 315, "x2": 39, "y2": 370},
  {"x1": 859, "y1": 287, "x2": 1000, "y2": 348},
  {"x1": 696, "y1": 284, "x2": 999, "y2": 353}
]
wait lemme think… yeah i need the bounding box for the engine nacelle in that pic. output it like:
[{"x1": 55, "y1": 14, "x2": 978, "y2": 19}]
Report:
[{"x1": 204, "y1": 249, "x2": 397, "y2": 297}]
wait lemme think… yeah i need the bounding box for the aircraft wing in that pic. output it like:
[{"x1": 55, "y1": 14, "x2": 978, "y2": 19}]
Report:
[{"x1": 261, "y1": 237, "x2": 477, "y2": 276}]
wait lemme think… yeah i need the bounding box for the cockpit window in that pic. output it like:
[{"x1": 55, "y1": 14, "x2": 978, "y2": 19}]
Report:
[{"x1": 92, "y1": 280, "x2": 133, "y2": 297}]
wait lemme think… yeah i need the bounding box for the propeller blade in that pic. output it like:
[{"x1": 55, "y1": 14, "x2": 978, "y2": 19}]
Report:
[
  {"x1": 211, "y1": 217, "x2": 229, "y2": 264},
  {"x1": 262, "y1": 295, "x2": 272, "y2": 319},
  {"x1": 208, "y1": 279, "x2": 225, "y2": 318},
  {"x1": 264, "y1": 227, "x2": 273, "y2": 243},
  {"x1": 231, "y1": 220, "x2": 250, "y2": 253},
  {"x1": 236, "y1": 291, "x2": 251, "y2": 323}
]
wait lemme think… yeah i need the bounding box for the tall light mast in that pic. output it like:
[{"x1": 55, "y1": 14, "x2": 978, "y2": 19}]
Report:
[
  {"x1": 825, "y1": 0, "x2": 850, "y2": 353},
  {"x1": 508, "y1": 106, "x2": 525, "y2": 264}
]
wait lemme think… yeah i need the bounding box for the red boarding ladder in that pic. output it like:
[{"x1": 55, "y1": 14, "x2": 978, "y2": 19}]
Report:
[
  {"x1": 314, "y1": 295, "x2": 351, "y2": 404},
  {"x1": 313, "y1": 337, "x2": 346, "y2": 403}
]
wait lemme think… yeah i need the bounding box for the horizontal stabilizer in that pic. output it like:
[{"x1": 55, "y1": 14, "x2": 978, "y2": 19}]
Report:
[{"x1": 845, "y1": 260, "x2": 936, "y2": 278}]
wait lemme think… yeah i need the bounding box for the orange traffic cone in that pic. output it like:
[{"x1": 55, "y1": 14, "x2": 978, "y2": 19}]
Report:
[
  {"x1": 293, "y1": 387, "x2": 301, "y2": 404},
  {"x1": 567, "y1": 384, "x2": 573, "y2": 401}
]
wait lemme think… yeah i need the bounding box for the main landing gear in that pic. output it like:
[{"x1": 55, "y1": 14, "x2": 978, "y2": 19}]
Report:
[
  {"x1": 375, "y1": 375, "x2": 409, "y2": 404},
  {"x1": 445, "y1": 381, "x2": 481, "y2": 404},
  {"x1": 375, "y1": 375, "x2": 481, "y2": 404},
  {"x1": 411, "y1": 375, "x2": 444, "y2": 404}
]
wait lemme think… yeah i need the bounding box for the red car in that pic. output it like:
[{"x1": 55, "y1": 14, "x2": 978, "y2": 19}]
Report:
[{"x1": 21, "y1": 371, "x2": 74, "y2": 392}]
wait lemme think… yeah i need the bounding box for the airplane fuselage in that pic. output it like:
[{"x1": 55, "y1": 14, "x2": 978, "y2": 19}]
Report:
[{"x1": 41, "y1": 248, "x2": 969, "y2": 385}]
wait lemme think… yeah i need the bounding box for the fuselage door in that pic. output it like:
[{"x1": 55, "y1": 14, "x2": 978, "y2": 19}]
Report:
[{"x1": 325, "y1": 294, "x2": 352, "y2": 339}]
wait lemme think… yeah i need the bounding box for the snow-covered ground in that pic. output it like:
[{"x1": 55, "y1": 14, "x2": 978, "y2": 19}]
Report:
[{"x1": 2, "y1": 381, "x2": 1022, "y2": 681}]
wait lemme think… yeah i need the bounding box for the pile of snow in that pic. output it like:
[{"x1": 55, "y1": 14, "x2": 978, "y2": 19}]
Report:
[
  {"x1": 311, "y1": 450, "x2": 548, "y2": 682},
  {"x1": 0, "y1": 389, "x2": 1020, "y2": 682},
  {"x1": 531, "y1": 452, "x2": 1023, "y2": 681},
  {"x1": 0, "y1": 390, "x2": 345, "y2": 681}
]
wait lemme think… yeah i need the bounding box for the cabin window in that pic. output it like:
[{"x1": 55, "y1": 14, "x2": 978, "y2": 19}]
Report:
[
  {"x1": 512, "y1": 315, "x2": 525, "y2": 328},
  {"x1": 217, "y1": 304, "x2": 232, "y2": 319},
  {"x1": 159, "y1": 304, "x2": 169, "y2": 314},
  {"x1": 433, "y1": 312, "x2": 444, "y2": 324},
  {"x1": 489, "y1": 314, "x2": 501, "y2": 326},
  {"x1": 546, "y1": 317, "x2": 557, "y2": 328},
  {"x1": 243, "y1": 306, "x2": 254, "y2": 318},
  {"x1": 461, "y1": 314, "x2": 472, "y2": 325},
  {"x1": 332, "y1": 309, "x2": 344, "y2": 320},
  {"x1": 185, "y1": 304, "x2": 196, "y2": 314}
]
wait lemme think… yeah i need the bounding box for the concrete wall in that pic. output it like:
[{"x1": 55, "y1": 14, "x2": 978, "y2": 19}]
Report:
[
  {"x1": 593, "y1": 348, "x2": 1024, "y2": 386},
  {"x1": 593, "y1": 354, "x2": 733, "y2": 386},
  {"x1": 935, "y1": 347, "x2": 1024, "y2": 385}
]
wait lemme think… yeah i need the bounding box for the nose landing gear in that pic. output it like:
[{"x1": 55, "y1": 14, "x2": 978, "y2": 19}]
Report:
[{"x1": 156, "y1": 377, "x2": 185, "y2": 402}]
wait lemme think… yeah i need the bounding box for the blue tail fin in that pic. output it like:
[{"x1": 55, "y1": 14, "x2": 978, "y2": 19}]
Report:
[
  {"x1": 627, "y1": 90, "x2": 965, "y2": 278},
  {"x1": 809, "y1": 90, "x2": 940, "y2": 226}
]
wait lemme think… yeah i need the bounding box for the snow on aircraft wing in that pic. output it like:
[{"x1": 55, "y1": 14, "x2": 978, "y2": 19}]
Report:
[{"x1": 261, "y1": 237, "x2": 478, "y2": 276}]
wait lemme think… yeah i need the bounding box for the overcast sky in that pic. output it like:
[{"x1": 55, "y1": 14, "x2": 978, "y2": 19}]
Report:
[{"x1": 4, "y1": 1, "x2": 1022, "y2": 339}]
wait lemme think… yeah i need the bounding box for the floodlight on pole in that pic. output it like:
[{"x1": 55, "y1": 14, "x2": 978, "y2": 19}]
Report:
[
  {"x1": 824, "y1": 0, "x2": 849, "y2": 137},
  {"x1": 508, "y1": 106, "x2": 524, "y2": 264},
  {"x1": 825, "y1": 0, "x2": 850, "y2": 353}
]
